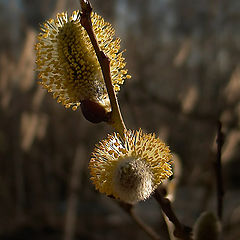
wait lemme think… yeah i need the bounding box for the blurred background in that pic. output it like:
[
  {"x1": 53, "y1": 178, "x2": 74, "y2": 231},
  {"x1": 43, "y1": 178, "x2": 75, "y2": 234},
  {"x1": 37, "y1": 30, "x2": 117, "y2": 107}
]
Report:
[{"x1": 0, "y1": 0, "x2": 240, "y2": 239}]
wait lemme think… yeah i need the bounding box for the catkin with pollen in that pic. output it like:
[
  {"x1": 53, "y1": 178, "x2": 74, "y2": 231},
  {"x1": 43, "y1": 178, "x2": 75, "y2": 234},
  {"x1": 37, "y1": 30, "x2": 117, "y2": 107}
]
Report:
[{"x1": 35, "y1": 11, "x2": 130, "y2": 122}]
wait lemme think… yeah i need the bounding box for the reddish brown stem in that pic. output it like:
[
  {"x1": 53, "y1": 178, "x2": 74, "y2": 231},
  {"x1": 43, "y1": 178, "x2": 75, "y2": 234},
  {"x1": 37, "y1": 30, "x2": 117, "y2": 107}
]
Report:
[{"x1": 79, "y1": 0, "x2": 126, "y2": 138}]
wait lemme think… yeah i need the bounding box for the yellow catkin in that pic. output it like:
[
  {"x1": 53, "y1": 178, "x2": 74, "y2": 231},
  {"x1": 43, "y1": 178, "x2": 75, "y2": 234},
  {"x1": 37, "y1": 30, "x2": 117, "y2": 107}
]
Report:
[
  {"x1": 89, "y1": 129, "x2": 172, "y2": 204},
  {"x1": 35, "y1": 11, "x2": 131, "y2": 111}
]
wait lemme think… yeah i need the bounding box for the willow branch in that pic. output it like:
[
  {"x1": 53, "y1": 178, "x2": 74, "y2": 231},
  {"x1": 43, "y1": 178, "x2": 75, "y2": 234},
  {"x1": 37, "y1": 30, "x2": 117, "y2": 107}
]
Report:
[
  {"x1": 119, "y1": 202, "x2": 161, "y2": 240},
  {"x1": 154, "y1": 188, "x2": 192, "y2": 240},
  {"x1": 215, "y1": 120, "x2": 224, "y2": 220},
  {"x1": 79, "y1": 0, "x2": 126, "y2": 138}
]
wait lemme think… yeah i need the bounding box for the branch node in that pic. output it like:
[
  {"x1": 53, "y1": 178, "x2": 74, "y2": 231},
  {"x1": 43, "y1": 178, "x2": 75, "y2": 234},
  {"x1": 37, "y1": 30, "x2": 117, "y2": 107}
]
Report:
[{"x1": 154, "y1": 188, "x2": 193, "y2": 240}]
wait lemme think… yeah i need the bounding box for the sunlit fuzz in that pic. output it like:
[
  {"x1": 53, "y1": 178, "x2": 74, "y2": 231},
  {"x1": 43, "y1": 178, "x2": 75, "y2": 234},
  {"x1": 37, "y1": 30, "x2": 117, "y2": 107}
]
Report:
[
  {"x1": 89, "y1": 129, "x2": 172, "y2": 204},
  {"x1": 35, "y1": 11, "x2": 131, "y2": 112}
]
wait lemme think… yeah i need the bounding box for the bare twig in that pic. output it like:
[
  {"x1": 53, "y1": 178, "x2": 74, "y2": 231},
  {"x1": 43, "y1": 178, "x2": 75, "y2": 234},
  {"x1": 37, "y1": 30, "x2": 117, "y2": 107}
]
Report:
[
  {"x1": 79, "y1": 0, "x2": 126, "y2": 138},
  {"x1": 118, "y1": 202, "x2": 161, "y2": 240},
  {"x1": 215, "y1": 120, "x2": 224, "y2": 220},
  {"x1": 154, "y1": 188, "x2": 192, "y2": 240}
]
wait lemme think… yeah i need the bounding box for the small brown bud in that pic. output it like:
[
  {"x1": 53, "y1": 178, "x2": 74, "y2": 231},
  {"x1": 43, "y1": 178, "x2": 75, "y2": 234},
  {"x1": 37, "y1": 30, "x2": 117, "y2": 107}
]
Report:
[
  {"x1": 80, "y1": 99, "x2": 110, "y2": 123},
  {"x1": 193, "y1": 212, "x2": 221, "y2": 240}
]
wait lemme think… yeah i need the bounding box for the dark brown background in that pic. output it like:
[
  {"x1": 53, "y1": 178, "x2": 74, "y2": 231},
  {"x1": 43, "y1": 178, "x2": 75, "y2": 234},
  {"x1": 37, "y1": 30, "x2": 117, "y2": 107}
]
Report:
[{"x1": 0, "y1": 0, "x2": 239, "y2": 239}]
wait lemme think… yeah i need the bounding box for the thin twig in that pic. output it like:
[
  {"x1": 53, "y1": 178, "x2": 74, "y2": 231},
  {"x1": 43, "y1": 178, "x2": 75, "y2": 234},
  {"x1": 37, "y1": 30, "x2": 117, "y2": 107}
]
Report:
[
  {"x1": 215, "y1": 120, "x2": 224, "y2": 220},
  {"x1": 154, "y1": 188, "x2": 192, "y2": 240},
  {"x1": 118, "y1": 202, "x2": 161, "y2": 240},
  {"x1": 79, "y1": 0, "x2": 126, "y2": 138},
  {"x1": 160, "y1": 155, "x2": 182, "y2": 240}
]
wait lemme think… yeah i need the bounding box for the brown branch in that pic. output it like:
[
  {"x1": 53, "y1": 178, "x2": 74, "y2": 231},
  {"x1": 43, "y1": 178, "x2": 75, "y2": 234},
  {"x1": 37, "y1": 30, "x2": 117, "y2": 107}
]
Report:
[
  {"x1": 118, "y1": 202, "x2": 161, "y2": 240},
  {"x1": 154, "y1": 187, "x2": 192, "y2": 240},
  {"x1": 79, "y1": 0, "x2": 126, "y2": 138},
  {"x1": 215, "y1": 120, "x2": 224, "y2": 220},
  {"x1": 80, "y1": 3, "x2": 159, "y2": 238}
]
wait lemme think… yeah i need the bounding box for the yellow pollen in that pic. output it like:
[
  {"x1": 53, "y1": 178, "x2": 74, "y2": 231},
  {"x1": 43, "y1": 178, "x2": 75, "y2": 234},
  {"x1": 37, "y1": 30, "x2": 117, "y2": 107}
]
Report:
[
  {"x1": 35, "y1": 11, "x2": 131, "y2": 111},
  {"x1": 89, "y1": 129, "x2": 173, "y2": 203}
]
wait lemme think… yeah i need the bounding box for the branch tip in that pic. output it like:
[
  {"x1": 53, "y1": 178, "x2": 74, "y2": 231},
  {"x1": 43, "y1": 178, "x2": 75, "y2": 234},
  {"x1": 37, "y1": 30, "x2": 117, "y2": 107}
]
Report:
[{"x1": 80, "y1": 0, "x2": 92, "y2": 13}]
